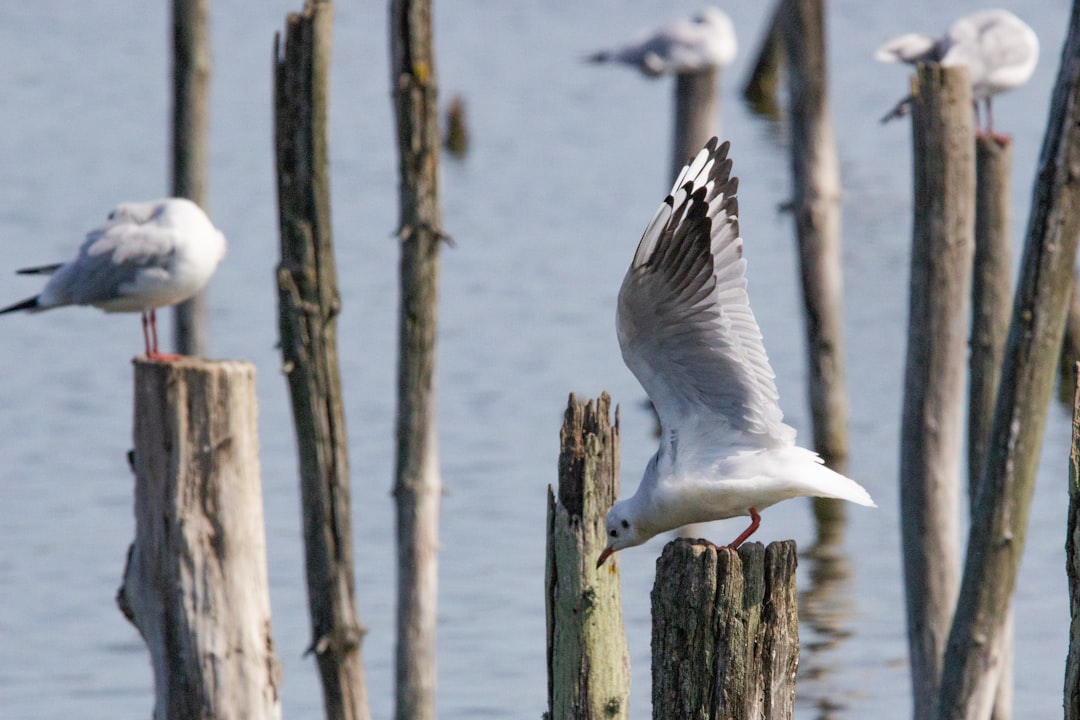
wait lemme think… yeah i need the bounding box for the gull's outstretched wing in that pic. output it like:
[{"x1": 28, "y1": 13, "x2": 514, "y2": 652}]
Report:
[{"x1": 617, "y1": 138, "x2": 792, "y2": 444}]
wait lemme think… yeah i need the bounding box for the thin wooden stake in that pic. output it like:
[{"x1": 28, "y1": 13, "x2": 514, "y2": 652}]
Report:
[
  {"x1": 118, "y1": 359, "x2": 281, "y2": 720},
  {"x1": 780, "y1": 0, "x2": 849, "y2": 473},
  {"x1": 171, "y1": 0, "x2": 211, "y2": 356},
  {"x1": 275, "y1": 3, "x2": 371, "y2": 718},
  {"x1": 969, "y1": 135, "x2": 1015, "y2": 720},
  {"x1": 546, "y1": 393, "x2": 630, "y2": 720},
  {"x1": 390, "y1": 1, "x2": 444, "y2": 718}
]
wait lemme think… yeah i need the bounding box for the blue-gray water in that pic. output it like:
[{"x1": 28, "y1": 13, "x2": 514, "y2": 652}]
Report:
[{"x1": 0, "y1": 1, "x2": 1073, "y2": 718}]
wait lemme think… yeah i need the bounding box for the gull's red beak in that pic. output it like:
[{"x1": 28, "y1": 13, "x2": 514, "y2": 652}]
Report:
[{"x1": 596, "y1": 546, "x2": 615, "y2": 569}]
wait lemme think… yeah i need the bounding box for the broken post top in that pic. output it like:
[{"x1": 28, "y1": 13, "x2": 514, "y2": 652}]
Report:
[{"x1": 558, "y1": 392, "x2": 620, "y2": 520}]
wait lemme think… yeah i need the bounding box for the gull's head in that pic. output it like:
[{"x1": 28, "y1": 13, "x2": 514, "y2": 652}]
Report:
[{"x1": 596, "y1": 500, "x2": 646, "y2": 568}]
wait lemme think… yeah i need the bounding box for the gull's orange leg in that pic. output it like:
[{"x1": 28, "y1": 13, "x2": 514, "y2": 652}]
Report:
[
  {"x1": 146, "y1": 308, "x2": 183, "y2": 362},
  {"x1": 727, "y1": 507, "x2": 762, "y2": 549}
]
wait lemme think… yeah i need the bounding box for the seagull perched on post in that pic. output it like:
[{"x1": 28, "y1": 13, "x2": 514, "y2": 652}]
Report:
[
  {"x1": 596, "y1": 138, "x2": 875, "y2": 568},
  {"x1": 0, "y1": 198, "x2": 226, "y2": 360},
  {"x1": 875, "y1": 9, "x2": 1039, "y2": 134},
  {"x1": 587, "y1": 7, "x2": 737, "y2": 77}
]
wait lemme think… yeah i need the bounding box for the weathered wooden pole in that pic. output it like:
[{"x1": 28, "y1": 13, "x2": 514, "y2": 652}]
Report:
[
  {"x1": 274, "y1": 3, "x2": 371, "y2": 719},
  {"x1": 969, "y1": 137, "x2": 1013, "y2": 506},
  {"x1": 936, "y1": 6, "x2": 1080, "y2": 714},
  {"x1": 546, "y1": 393, "x2": 630, "y2": 719},
  {"x1": 118, "y1": 359, "x2": 281, "y2": 720},
  {"x1": 671, "y1": 68, "x2": 719, "y2": 183},
  {"x1": 780, "y1": 0, "x2": 850, "y2": 545},
  {"x1": 652, "y1": 540, "x2": 798, "y2": 720},
  {"x1": 390, "y1": 1, "x2": 444, "y2": 718},
  {"x1": 742, "y1": 0, "x2": 784, "y2": 118},
  {"x1": 171, "y1": 0, "x2": 211, "y2": 357},
  {"x1": 899, "y1": 63, "x2": 974, "y2": 720},
  {"x1": 779, "y1": 0, "x2": 848, "y2": 470},
  {"x1": 968, "y1": 135, "x2": 1015, "y2": 720},
  {"x1": 1066, "y1": 363, "x2": 1080, "y2": 720}
]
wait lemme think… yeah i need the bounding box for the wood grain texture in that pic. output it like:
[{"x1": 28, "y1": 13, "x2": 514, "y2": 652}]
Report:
[
  {"x1": 651, "y1": 540, "x2": 797, "y2": 720},
  {"x1": 119, "y1": 359, "x2": 281, "y2": 720}
]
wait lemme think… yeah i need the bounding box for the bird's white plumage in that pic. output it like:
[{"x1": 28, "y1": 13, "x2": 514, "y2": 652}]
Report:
[
  {"x1": 875, "y1": 9, "x2": 1038, "y2": 127},
  {"x1": 599, "y1": 139, "x2": 874, "y2": 565},
  {"x1": 10, "y1": 198, "x2": 225, "y2": 313},
  {"x1": 1, "y1": 198, "x2": 226, "y2": 356},
  {"x1": 588, "y1": 7, "x2": 736, "y2": 77}
]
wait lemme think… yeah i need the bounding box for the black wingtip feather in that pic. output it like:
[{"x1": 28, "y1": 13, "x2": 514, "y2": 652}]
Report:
[
  {"x1": 16, "y1": 263, "x2": 63, "y2": 276},
  {"x1": 0, "y1": 296, "x2": 40, "y2": 314}
]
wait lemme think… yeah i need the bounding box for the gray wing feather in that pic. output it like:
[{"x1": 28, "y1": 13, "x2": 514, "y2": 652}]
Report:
[
  {"x1": 617, "y1": 138, "x2": 792, "y2": 443},
  {"x1": 41, "y1": 219, "x2": 177, "y2": 307}
]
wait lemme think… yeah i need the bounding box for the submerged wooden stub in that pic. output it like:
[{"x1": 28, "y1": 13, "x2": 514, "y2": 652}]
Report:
[
  {"x1": 1068, "y1": 364, "x2": 1080, "y2": 720},
  {"x1": 118, "y1": 358, "x2": 281, "y2": 720},
  {"x1": 651, "y1": 540, "x2": 798, "y2": 720},
  {"x1": 741, "y1": 0, "x2": 783, "y2": 119},
  {"x1": 671, "y1": 68, "x2": 719, "y2": 184},
  {"x1": 899, "y1": 63, "x2": 974, "y2": 720},
  {"x1": 546, "y1": 392, "x2": 630, "y2": 720}
]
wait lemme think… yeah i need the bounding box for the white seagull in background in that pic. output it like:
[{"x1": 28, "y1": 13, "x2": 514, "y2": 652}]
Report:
[
  {"x1": 587, "y1": 7, "x2": 737, "y2": 76},
  {"x1": 596, "y1": 138, "x2": 875, "y2": 568},
  {"x1": 875, "y1": 8, "x2": 1039, "y2": 133},
  {"x1": 0, "y1": 198, "x2": 226, "y2": 360}
]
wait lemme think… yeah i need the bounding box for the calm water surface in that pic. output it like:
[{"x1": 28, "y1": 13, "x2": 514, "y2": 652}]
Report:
[{"x1": 0, "y1": 1, "x2": 1074, "y2": 718}]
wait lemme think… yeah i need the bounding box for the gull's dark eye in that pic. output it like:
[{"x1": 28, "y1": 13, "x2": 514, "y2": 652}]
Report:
[
  {"x1": 609, "y1": 529, "x2": 617, "y2": 538},
  {"x1": 107, "y1": 211, "x2": 116, "y2": 220},
  {"x1": 621, "y1": 520, "x2": 629, "y2": 529}
]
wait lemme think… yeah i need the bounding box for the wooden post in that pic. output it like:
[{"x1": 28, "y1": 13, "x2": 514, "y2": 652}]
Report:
[
  {"x1": 1066, "y1": 364, "x2": 1080, "y2": 720},
  {"x1": 274, "y1": 4, "x2": 371, "y2": 719},
  {"x1": 781, "y1": 0, "x2": 848, "y2": 471},
  {"x1": 742, "y1": 0, "x2": 784, "y2": 118},
  {"x1": 969, "y1": 137, "x2": 1013, "y2": 505},
  {"x1": 118, "y1": 359, "x2": 281, "y2": 720},
  {"x1": 390, "y1": 1, "x2": 444, "y2": 718},
  {"x1": 969, "y1": 135, "x2": 1015, "y2": 719},
  {"x1": 652, "y1": 540, "x2": 798, "y2": 720},
  {"x1": 780, "y1": 0, "x2": 851, "y2": 544},
  {"x1": 899, "y1": 63, "x2": 974, "y2": 720},
  {"x1": 937, "y1": 6, "x2": 1080, "y2": 715},
  {"x1": 671, "y1": 68, "x2": 719, "y2": 183},
  {"x1": 171, "y1": 0, "x2": 211, "y2": 357},
  {"x1": 546, "y1": 393, "x2": 630, "y2": 720}
]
